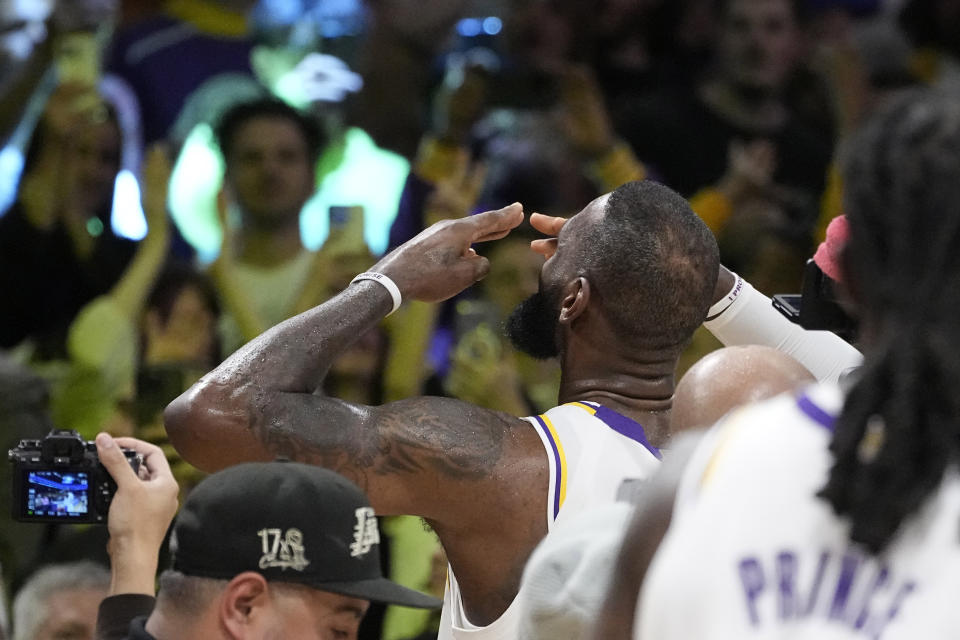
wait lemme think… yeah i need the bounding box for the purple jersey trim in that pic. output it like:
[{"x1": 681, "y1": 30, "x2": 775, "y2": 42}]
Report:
[
  {"x1": 796, "y1": 394, "x2": 836, "y2": 432},
  {"x1": 588, "y1": 404, "x2": 663, "y2": 460},
  {"x1": 533, "y1": 415, "x2": 563, "y2": 520}
]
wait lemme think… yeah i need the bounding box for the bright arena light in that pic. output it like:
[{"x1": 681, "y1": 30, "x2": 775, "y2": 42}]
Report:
[
  {"x1": 457, "y1": 18, "x2": 482, "y2": 37},
  {"x1": 0, "y1": 146, "x2": 24, "y2": 216},
  {"x1": 168, "y1": 123, "x2": 225, "y2": 263},
  {"x1": 482, "y1": 16, "x2": 502, "y2": 35},
  {"x1": 110, "y1": 169, "x2": 147, "y2": 240}
]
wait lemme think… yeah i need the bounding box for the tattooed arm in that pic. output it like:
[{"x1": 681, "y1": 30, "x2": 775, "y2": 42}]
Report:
[
  {"x1": 164, "y1": 203, "x2": 537, "y2": 517},
  {"x1": 168, "y1": 346, "x2": 548, "y2": 624},
  {"x1": 166, "y1": 204, "x2": 547, "y2": 623}
]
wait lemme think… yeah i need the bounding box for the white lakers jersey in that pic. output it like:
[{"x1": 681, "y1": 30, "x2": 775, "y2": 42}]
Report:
[
  {"x1": 439, "y1": 401, "x2": 663, "y2": 640},
  {"x1": 637, "y1": 383, "x2": 960, "y2": 640}
]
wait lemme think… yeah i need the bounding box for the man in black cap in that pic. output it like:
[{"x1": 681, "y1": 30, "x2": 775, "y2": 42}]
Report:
[{"x1": 93, "y1": 432, "x2": 439, "y2": 640}]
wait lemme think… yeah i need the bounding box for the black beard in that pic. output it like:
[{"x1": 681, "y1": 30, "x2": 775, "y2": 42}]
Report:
[{"x1": 504, "y1": 290, "x2": 560, "y2": 360}]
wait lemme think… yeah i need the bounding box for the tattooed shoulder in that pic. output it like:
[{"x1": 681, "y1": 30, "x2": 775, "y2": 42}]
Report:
[
  {"x1": 248, "y1": 393, "x2": 527, "y2": 487},
  {"x1": 373, "y1": 397, "x2": 520, "y2": 480}
]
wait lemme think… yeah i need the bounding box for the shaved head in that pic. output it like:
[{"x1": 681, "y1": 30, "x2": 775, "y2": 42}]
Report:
[{"x1": 671, "y1": 345, "x2": 815, "y2": 434}]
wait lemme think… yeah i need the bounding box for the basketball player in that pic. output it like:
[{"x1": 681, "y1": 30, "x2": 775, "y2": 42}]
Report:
[
  {"x1": 669, "y1": 344, "x2": 814, "y2": 434},
  {"x1": 164, "y1": 180, "x2": 720, "y2": 638},
  {"x1": 513, "y1": 345, "x2": 816, "y2": 640},
  {"x1": 594, "y1": 89, "x2": 960, "y2": 640}
]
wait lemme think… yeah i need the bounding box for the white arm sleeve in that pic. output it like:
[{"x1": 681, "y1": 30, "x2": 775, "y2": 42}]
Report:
[{"x1": 704, "y1": 278, "x2": 863, "y2": 384}]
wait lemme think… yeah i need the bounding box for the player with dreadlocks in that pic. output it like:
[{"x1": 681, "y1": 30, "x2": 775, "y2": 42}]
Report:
[
  {"x1": 591, "y1": 89, "x2": 960, "y2": 640},
  {"x1": 815, "y1": 93, "x2": 960, "y2": 555}
]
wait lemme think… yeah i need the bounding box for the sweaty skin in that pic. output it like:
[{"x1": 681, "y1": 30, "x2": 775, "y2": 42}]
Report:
[{"x1": 165, "y1": 200, "x2": 680, "y2": 625}]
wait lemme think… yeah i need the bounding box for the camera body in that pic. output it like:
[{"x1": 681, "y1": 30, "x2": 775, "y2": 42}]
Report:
[
  {"x1": 9, "y1": 430, "x2": 141, "y2": 524},
  {"x1": 773, "y1": 260, "x2": 857, "y2": 342}
]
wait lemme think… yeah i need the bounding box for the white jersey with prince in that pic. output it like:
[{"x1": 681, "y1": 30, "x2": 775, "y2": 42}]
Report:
[
  {"x1": 638, "y1": 383, "x2": 960, "y2": 640},
  {"x1": 439, "y1": 401, "x2": 663, "y2": 639}
]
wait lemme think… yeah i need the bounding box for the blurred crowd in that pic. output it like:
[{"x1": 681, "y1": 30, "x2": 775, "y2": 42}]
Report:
[{"x1": 0, "y1": 0, "x2": 956, "y2": 638}]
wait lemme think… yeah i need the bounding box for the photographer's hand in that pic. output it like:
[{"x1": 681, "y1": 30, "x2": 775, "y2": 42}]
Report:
[{"x1": 96, "y1": 433, "x2": 179, "y2": 596}]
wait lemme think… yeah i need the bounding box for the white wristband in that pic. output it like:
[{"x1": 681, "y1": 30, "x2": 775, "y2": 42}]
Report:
[
  {"x1": 706, "y1": 272, "x2": 744, "y2": 321},
  {"x1": 351, "y1": 272, "x2": 402, "y2": 316}
]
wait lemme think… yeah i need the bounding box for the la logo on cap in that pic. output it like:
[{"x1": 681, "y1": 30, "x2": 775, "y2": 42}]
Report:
[
  {"x1": 350, "y1": 507, "x2": 380, "y2": 557},
  {"x1": 258, "y1": 528, "x2": 310, "y2": 571}
]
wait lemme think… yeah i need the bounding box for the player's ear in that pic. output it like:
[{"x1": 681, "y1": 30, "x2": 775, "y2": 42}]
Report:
[
  {"x1": 220, "y1": 572, "x2": 272, "y2": 638},
  {"x1": 559, "y1": 277, "x2": 590, "y2": 325}
]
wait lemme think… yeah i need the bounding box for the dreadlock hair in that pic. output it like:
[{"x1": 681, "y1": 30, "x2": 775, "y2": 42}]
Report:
[{"x1": 817, "y1": 88, "x2": 960, "y2": 554}]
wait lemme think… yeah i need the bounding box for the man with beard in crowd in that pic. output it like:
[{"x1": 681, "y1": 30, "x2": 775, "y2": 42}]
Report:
[
  {"x1": 163, "y1": 180, "x2": 720, "y2": 639},
  {"x1": 615, "y1": 0, "x2": 831, "y2": 294}
]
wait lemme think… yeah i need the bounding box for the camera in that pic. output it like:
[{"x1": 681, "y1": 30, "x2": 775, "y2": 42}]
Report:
[
  {"x1": 9, "y1": 429, "x2": 141, "y2": 524},
  {"x1": 773, "y1": 260, "x2": 858, "y2": 342}
]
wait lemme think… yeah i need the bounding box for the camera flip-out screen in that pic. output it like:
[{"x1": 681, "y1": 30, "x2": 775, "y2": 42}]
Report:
[
  {"x1": 11, "y1": 429, "x2": 140, "y2": 524},
  {"x1": 23, "y1": 470, "x2": 90, "y2": 520}
]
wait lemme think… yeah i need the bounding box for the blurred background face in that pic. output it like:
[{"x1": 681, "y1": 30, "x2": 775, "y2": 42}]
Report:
[
  {"x1": 717, "y1": 0, "x2": 799, "y2": 92},
  {"x1": 504, "y1": 1, "x2": 574, "y2": 72},
  {"x1": 33, "y1": 586, "x2": 106, "y2": 640},
  {"x1": 224, "y1": 116, "x2": 315, "y2": 228},
  {"x1": 74, "y1": 117, "x2": 121, "y2": 214}
]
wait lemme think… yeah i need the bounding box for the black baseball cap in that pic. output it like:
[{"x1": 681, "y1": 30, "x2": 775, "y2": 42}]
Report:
[{"x1": 170, "y1": 461, "x2": 441, "y2": 609}]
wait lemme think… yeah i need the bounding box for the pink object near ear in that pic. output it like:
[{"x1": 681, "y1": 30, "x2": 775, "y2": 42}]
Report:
[{"x1": 813, "y1": 215, "x2": 849, "y2": 283}]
